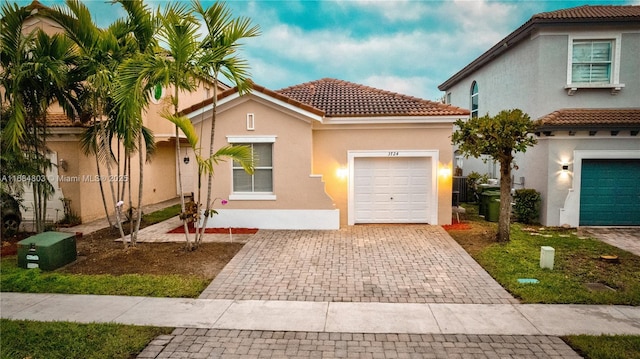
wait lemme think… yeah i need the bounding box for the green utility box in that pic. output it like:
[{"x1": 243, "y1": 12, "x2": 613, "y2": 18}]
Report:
[
  {"x1": 486, "y1": 196, "x2": 501, "y2": 222},
  {"x1": 481, "y1": 191, "x2": 501, "y2": 221},
  {"x1": 18, "y1": 232, "x2": 77, "y2": 271}
]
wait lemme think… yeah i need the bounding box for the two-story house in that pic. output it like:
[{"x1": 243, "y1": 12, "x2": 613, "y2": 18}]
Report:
[
  {"x1": 9, "y1": 1, "x2": 223, "y2": 224},
  {"x1": 439, "y1": 5, "x2": 640, "y2": 227}
]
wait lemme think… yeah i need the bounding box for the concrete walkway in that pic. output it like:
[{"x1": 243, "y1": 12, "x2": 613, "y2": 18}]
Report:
[{"x1": 3, "y1": 293, "x2": 639, "y2": 336}]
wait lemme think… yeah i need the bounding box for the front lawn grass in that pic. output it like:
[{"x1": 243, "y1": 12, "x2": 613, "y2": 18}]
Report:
[
  {"x1": 0, "y1": 257, "x2": 209, "y2": 298},
  {"x1": 0, "y1": 319, "x2": 171, "y2": 359},
  {"x1": 141, "y1": 203, "x2": 181, "y2": 224},
  {"x1": 447, "y1": 205, "x2": 640, "y2": 305},
  {"x1": 477, "y1": 224, "x2": 640, "y2": 304},
  {"x1": 563, "y1": 335, "x2": 640, "y2": 359}
]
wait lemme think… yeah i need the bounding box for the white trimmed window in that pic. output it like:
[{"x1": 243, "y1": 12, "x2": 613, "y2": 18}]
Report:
[
  {"x1": 232, "y1": 142, "x2": 273, "y2": 193},
  {"x1": 571, "y1": 40, "x2": 612, "y2": 83},
  {"x1": 470, "y1": 81, "x2": 478, "y2": 118},
  {"x1": 566, "y1": 34, "x2": 623, "y2": 95}
]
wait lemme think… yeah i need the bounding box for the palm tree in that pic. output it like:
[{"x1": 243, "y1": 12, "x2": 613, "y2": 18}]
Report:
[
  {"x1": 48, "y1": 0, "x2": 157, "y2": 246},
  {"x1": 191, "y1": 1, "x2": 260, "y2": 244},
  {"x1": 115, "y1": 2, "x2": 205, "y2": 249},
  {"x1": 1, "y1": 3, "x2": 83, "y2": 232},
  {"x1": 166, "y1": 113, "x2": 253, "y2": 248}
]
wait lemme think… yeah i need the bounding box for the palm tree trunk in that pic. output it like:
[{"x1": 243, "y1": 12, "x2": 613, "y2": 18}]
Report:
[
  {"x1": 127, "y1": 150, "x2": 134, "y2": 246},
  {"x1": 100, "y1": 121, "x2": 127, "y2": 247},
  {"x1": 199, "y1": 78, "x2": 218, "y2": 243},
  {"x1": 95, "y1": 151, "x2": 114, "y2": 228},
  {"x1": 173, "y1": 86, "x2": 192, "y2": 249},
  {"x1": 134, "y1": 135, "x2": 144, "y2": 246}
]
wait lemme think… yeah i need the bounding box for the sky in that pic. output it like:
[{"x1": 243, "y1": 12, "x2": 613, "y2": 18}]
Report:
[{"x1": 19, "y1": 0, "x2": 640, "y2": 101}]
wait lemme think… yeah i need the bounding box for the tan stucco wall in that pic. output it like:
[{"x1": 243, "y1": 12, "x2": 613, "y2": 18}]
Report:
[
  {"x1": 47, "y1": 135, "x2": 178, "y2": 223},
  {"x1": 145, "y1": 83, "x2": 224, "y2": 139},
  {"x1": 191, "y1": 95, "x2": 335, "y2": 211},
  {"x1": 312, "y1": 123, "x2": 454, "y2": 225}
]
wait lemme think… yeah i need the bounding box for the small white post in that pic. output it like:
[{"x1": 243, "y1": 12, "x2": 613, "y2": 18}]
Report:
[{"x1": 540, "y1": 246, "x2": 555, "y2": 270}]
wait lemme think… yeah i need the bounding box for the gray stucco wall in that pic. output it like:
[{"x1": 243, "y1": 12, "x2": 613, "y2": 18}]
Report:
[{"x1": 443, "y1": 27, "x2": 640, "y2": 226}]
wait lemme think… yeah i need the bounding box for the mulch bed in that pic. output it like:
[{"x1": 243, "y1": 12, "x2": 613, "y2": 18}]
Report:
[
  {"x1": 168, "y1": 223, "x2": 258, "y2": 234},
  {"x1": 442, "y1": 222, "x2": 471, "y2": 231}
]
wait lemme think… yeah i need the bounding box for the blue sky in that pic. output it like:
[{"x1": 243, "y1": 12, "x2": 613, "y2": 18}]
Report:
[{"x1": 21, "y1": 0, "x2": 640, "y2": 101}]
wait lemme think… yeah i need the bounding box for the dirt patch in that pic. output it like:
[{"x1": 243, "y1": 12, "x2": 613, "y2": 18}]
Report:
[{"x1": 4, "y1": 226, "x2": 243, "y2": 281}]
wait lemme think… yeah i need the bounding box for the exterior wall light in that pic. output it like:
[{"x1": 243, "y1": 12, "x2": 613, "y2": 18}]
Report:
[
  {"x1": 59, "y1": 159, "x2": 68, "y2": 172},
  {"x1": 439, "y1": 167, "x2": 452, "y2": 178},
  {"x1": 183, "y1": 156, "x2": 190, "y2": 164},
  {"x1": 561, "y1": 163, "x2": 569, "y2": 172},
  {"x1": 336, "y1": 167, "x2": 348, "y2": 179}
]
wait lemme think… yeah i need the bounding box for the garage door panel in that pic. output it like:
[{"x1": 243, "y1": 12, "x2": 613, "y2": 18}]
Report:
[
  {"x1": 354, "y1": 157, "x2": 432, "y2": 224},
  {"x1": 580, "y1": 159, "x2": 640, "y2": 226}
]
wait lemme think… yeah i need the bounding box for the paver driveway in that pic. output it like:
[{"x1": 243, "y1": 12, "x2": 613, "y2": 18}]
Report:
[{"x1": 200, "y1": 225, "x2": 517, "y2": 304}]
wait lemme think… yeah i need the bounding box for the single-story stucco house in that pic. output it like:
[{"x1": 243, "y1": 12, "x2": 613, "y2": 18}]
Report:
[{"x1": 181, "y1": 78, "x2": 469, "y2": 229}]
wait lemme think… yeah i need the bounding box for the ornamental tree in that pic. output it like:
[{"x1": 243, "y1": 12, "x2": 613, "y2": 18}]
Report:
[{"x1": 452, "y1": 109, "x2": 537, "y2": 242}]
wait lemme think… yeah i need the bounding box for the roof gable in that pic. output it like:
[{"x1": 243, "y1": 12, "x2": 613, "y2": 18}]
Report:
[
  {"x1": 277, "y1": 78, "x2": 468, "y2": 117},
  {"x1": 181, "y1": 81, "x2": 325, "y2": 122}
]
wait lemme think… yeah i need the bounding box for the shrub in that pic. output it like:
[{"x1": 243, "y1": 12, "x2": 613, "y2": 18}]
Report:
[{"x1": 513, "y1": 188, "x2": 541, "y2": 224}]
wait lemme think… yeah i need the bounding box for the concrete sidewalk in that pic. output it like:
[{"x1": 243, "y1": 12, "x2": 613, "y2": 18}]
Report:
[{"x1": 2, "y1": 292, "x2": 639, "y2": 336}]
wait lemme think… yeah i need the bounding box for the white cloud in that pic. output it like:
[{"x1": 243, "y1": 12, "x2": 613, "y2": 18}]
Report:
[{"x1": 239, "y1": 0, "x2": 541, "y2": 99}]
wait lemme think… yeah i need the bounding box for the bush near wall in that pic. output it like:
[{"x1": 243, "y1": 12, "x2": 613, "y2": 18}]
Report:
[{"x1": 513, "y1": 189, "x2": 541, "y2": 224}]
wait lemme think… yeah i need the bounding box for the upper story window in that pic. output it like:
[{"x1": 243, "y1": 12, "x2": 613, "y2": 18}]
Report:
[
  {"x1": 470, "y1": 81, "x2": 478, "y2": 118},
  {"x1": 150, "y1": 83, "x2": 164, "y2": 104},
  {"x1": 566, "y1": 34, "x2": 624, "y2": 95},
  {"x1": 571, "y1": 40, "x2": 612, "y2": 83}
]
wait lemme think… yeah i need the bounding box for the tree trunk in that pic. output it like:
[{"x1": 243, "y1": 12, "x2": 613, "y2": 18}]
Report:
[
  {"x1": 200, "y1": 77, "x2": 218, "y2": 245},
  {"x1": 173, "y1": 84, "x2": 192, "y2": 249},
  {"x1": 95, "y1": 151, "x2": 114, "y2": 228},
  {"x1": 133, "y1": 135, "x2": 144, "y2": 246},
  {"x1": 127, "y1": 151, "x2": 134, "y2": 246},
  {"x1": 497, "y1": 158, "x2": 512, "y2": 242}
]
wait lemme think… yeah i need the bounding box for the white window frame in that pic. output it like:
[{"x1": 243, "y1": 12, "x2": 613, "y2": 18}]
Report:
[
  {"x1": 246, "y1": 113, "x2": 255, "y2": 131},
  {"x1": 470, "y1": 81, "x2": 479, "y2": 118},
  {"x1": 227, "y1": 136, "x2": 276, "y2": 201},
  {"x1": 565, "y1": 33, "x2": 624, "y2": 95}
]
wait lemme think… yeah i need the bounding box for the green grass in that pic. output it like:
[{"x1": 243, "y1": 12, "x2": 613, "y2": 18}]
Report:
[
  {"x1": 142, "y1": 203, "x2": 181, "y2": 224},
  {"x1": 473, "y1": 224, "x2": 640, "y2": 304},
  {"x1": 563, "y1": 335, "x2": 640, "y2": 359},
  {"x1": 0, "y1": 257, "x2": 209, "y2": 298},
  {"x1": 0, "y1": 319, "x2": 171, "y2": 359}
]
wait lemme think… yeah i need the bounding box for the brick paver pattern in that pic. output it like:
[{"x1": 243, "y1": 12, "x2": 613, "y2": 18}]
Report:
[
  {"x1": 579, "y1": 227, "x2": 640, "y2": 257},
  {"x1": 200, "y1": 225, "x2": 517, "y2": 304},
  {"x1": 138, "y1": 329, "x2": 582, "y2": 359}
]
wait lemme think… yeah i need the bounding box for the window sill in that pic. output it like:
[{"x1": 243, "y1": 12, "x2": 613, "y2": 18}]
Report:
[
  {"x1": 565, "y1": 83, "x2": 625, "y2": 96},
  {"x1": 229, "y1": 193, "x2": 276, "y2": 201}
]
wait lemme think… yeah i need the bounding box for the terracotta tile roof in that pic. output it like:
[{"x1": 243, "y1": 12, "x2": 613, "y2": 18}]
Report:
[
  {"x1": 439, "y1": 5, "x2": 640, "y2": 90},
  {"x1": 276, "y1": 78, "x2": 469, "y2": 117},
  {"x1": 535, "y1": 108, "x2": 640, "y2": 131},
  {"x1": 533, "y1": 5, "x2": 640, "y2": 20},
  {"x1": 179, "y1": 81, "x2": 325, "y2": 117},
  {"x1": 47, "y1": 113, "x2": 85, "y2": 127}
]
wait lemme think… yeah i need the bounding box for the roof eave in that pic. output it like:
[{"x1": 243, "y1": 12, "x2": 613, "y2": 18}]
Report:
[{"x1": 437, "y1": 17, "x2": 640, "y2": 91}]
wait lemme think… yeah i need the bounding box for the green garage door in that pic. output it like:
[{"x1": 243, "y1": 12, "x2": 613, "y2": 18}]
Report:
[{"x1": 580, "y1": 159, "x2": 640, "y2": 226}]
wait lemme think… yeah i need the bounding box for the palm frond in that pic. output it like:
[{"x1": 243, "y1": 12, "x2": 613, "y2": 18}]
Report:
[
  {"x1": 210, "y1": 144, "x2": 254, "y2": 175},
  {"x1": 162, "y1": 111, "x2": 199, "y2": 151}
]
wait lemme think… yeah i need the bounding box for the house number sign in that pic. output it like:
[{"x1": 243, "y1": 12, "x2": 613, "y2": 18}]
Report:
[{"x1": 388, "y1": 151, "x2": 399, "y2": 157}]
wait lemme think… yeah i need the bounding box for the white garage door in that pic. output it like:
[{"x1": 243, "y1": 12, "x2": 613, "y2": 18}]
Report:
[{"x1": 353, "y1": 157, "x2": 432, "y2": 223}]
